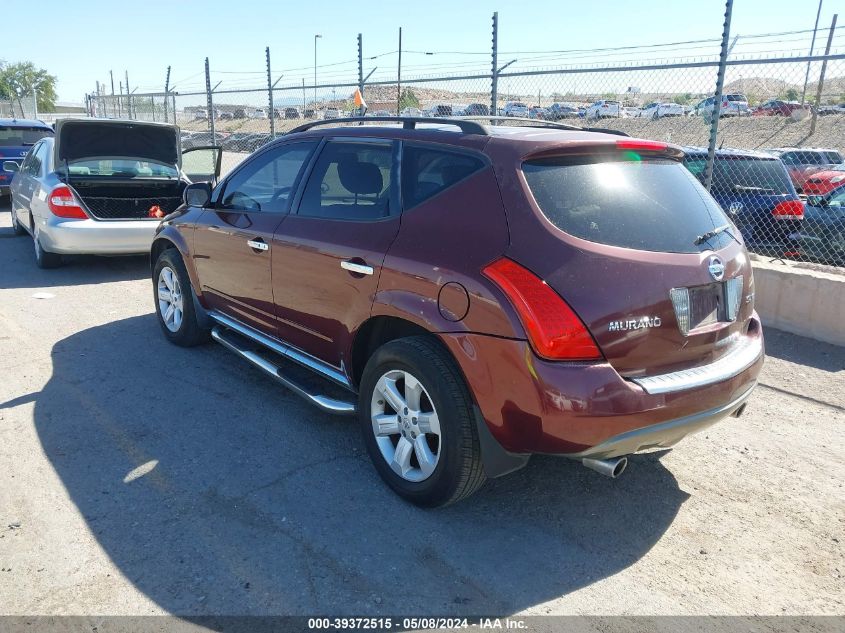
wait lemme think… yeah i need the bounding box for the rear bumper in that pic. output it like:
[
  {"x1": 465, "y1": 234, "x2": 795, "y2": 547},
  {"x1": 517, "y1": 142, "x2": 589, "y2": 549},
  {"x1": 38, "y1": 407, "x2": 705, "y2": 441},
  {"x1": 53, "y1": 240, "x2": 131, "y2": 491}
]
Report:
[
  {"x1": 37, "y1": 217, "x2": 159, "y2": 255},
  {"x1": 438, "y1": 315, "x2": 764, "y2": 458}
]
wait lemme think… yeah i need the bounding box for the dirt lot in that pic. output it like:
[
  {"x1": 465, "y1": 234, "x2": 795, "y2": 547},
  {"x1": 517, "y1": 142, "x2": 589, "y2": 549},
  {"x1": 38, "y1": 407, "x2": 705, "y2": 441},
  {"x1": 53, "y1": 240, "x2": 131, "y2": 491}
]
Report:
[{"x1": 0, "y1": 200, "x2": 843, "y2": 618}]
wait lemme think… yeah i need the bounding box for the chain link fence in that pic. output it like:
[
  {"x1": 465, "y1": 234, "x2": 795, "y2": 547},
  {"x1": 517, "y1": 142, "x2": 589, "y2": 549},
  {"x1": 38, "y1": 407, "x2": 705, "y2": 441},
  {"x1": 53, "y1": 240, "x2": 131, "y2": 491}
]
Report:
[{"x1": 87, "y1": 47, "x2": 845, "y2": 268}]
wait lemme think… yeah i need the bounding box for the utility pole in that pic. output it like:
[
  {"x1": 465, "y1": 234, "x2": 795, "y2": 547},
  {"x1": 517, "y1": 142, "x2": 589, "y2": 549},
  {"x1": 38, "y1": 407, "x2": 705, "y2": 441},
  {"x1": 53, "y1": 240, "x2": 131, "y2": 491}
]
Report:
[
  {"x1": 164, "y1": 66, "x2": 171, "y2": 124},
  {"x1": 397, "y1": 27, "x2": 402, "y2": 115},
  {"x1": 704, "y1": 0, "x2": 734, "y2": 192},
  {"x1": 119, "y1": 81, "x2": 124, "y2": 118},
  {"x1": 810, "y1": 13, "x2": 838, "y2": 135},
  {"x1": 490, "y1": 12, "x2": 498, "y2": 116},
  {"x1": 802, "y1": 0, "x2": 825, "y2": 105}
]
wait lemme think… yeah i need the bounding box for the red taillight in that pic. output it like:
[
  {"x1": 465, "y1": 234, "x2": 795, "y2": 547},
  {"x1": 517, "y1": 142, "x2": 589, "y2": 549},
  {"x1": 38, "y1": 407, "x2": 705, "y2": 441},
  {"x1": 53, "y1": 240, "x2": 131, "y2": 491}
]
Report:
[
  {"x1": 482, "y1": 258, "x2": 602, "y2": 361},
  {"x1": 48, "y1": 185, "x2": 88, "y2": 219},
  {"x1": 772, "y1": 200, "x2": 804, "y2": 220},
  {"x1": 616, "y1": 139, "x2": 668, "y2": 152}
]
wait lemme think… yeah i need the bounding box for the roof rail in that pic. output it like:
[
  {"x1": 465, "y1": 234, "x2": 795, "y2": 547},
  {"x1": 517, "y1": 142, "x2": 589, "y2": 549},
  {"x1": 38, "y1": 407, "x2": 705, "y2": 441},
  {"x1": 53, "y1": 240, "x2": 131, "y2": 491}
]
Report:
[
  {"x1": 287, "y1": 116, "x2": 488, "y2": 136},
  {"x1": 452, "y1": 115, "x2": 630, "y2": 136}
]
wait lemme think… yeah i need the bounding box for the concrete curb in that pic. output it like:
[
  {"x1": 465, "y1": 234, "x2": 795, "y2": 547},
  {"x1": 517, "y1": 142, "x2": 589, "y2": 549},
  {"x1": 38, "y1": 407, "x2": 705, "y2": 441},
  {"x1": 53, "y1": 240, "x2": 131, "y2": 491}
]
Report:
[{"x1": 751, "y1": 255, "x2": 845, "y2": 347}]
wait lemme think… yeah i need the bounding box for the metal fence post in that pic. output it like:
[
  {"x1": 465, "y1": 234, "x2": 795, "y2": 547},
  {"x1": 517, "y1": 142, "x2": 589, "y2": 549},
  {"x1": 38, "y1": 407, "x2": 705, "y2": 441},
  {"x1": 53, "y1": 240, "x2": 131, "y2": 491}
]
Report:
[
  {"x1": 205, "y1": 57, "x2": 215, "y2": 137},
  {"x1": 164, "y1": 66, "x2": 171, "y2": 124},
  {"x1": 267, "y1": 47, "x2": 275, "y2": 136},
  {"x1": 704, "y1": 0, "x2": 734, "y2": 193},
  {"x1": 358, "y1": 33, "x2": 364, "y2": 115},
  {"x1": 125, "y1": 70, "x2": 132, "y2": 119},
  {"x1": 397, "y1": 27, "x2": 402, "y2": 115},
  {"x1": 810, "y1": 13, "x2": 838, "y2": 136},
  {"x1": 490, "y1": 12, "x2": 498, "y2": 116}
]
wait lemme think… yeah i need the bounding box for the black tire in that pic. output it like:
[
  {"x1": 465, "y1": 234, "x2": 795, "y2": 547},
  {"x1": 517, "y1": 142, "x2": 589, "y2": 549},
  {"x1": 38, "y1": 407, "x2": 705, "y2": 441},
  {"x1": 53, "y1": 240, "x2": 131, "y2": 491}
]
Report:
[
  {"x1": 153, "y1": 248, "x2": 210, "y2": 347},
  {"x1": 358, "y1": 336, "x2": 486, "y2": 507},
  {"x1": 33, "y1": 228, "x2": 62, "y2": 269},
  {"x1": 10, "y1": 204, "x2": 26, "y2": 236}
]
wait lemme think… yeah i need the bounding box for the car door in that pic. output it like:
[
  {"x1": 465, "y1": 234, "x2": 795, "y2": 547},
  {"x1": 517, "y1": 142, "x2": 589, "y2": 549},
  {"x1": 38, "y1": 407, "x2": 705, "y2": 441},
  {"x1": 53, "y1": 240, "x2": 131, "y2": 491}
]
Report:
[
  {"x1": 271, "y1": 138, "x2": 400, "y2": 368},
  {"x1": 191, "y1": 141, "x2": 317, "y2": 335},
  {"x1": 11, "y1": 142, "x2": 43, "y2": 226}
]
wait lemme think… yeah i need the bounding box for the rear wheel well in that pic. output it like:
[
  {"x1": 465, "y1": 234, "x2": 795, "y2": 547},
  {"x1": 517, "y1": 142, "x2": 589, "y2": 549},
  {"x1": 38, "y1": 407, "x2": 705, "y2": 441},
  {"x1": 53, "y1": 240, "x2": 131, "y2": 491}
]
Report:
[{"x1": 350, "y1": 316, "x2": 433, "y2": 387}]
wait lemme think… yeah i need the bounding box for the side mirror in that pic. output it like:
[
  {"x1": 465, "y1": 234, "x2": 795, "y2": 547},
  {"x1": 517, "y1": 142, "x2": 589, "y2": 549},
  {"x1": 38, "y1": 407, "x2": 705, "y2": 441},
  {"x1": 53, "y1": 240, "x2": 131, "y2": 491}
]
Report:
[
  {"x1": 2, "y1": 160, "x2": 20, "y2": 173},
  {"x1": 184, "y1": 182, "x2": 212, "y2": 208}
]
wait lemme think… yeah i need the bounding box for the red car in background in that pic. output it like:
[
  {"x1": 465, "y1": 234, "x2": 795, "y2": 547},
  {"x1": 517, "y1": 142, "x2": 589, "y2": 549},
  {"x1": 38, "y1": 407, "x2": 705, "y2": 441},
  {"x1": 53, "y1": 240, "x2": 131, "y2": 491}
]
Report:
[
  {"x1": 752, "y1": 100, "x2": 809, "y2": 117},
  {"x1": 802, "y1": 165, "x2": 845, "y2": 195},
  {"x1": 767, "y1": 147, "x2": 844, "y2": 192}
]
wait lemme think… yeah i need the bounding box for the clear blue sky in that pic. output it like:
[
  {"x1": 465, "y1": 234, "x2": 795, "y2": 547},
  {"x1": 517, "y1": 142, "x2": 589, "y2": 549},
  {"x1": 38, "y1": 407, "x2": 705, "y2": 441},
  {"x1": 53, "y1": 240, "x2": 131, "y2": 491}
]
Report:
[{"x1": 3, "y1": 0, "x2": 843, "y2": 102}]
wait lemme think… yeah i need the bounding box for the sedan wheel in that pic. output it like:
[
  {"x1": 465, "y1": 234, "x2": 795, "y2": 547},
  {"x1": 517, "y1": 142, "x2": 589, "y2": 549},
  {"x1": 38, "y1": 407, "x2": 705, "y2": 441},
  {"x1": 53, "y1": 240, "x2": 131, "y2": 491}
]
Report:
[
  {"x1": 157, "y1": 266, "x2": 184, "y2": 333},
  {"x1": 371, "y1": 369, "x2": 442, "y2": 483}
]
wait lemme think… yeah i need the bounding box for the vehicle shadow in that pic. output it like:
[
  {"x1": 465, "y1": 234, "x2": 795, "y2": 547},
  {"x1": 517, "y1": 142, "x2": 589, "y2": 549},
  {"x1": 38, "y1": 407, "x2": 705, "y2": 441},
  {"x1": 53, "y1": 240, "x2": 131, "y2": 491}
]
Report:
[
  {"x1": 24, "y1": 315, "x2": 688, "y2": 617},
  {"x1": 0, "y1": 206, "x2": 149, "y2": 290},
  {"x1": 763, "y1": 327, "x2": 845, "y2": 373}
]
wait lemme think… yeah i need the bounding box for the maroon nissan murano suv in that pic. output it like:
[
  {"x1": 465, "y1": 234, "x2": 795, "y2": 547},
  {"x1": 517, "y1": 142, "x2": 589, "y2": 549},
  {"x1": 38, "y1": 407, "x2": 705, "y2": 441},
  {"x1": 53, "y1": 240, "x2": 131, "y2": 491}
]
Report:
[{"x1": 151, "y1": 117, "x2": 764, "y2": 507}]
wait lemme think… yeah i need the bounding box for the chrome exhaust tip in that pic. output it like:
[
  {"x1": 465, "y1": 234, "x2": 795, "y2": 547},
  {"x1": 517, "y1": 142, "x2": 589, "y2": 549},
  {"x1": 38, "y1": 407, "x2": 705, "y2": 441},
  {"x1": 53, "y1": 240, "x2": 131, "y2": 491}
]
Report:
[{"x1": 582, "y1": 456, "x2": 628, "y2": 478}]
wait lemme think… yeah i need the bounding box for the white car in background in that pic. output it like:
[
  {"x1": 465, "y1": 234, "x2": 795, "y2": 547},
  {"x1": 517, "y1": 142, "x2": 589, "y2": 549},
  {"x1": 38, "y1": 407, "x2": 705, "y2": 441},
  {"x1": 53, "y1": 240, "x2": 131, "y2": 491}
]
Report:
[
  {"x1": 502, "y1": 102, "x2": 529, "y2": 117},
  {"x1": 400, "y1": 107, "x2": 423, "y2": 117},
  {"x1": 698, "y1": 94, "x2": 750, "y2": 117},
  {"x1": 639, "y1": 102, "x2": 685, "y2": 119},
  {"x1": 585, "y1": 99, "x2": 625, "y2": 119},
  {"x1": 250, "y1": 109, "x2": 268, "y2": 119}
]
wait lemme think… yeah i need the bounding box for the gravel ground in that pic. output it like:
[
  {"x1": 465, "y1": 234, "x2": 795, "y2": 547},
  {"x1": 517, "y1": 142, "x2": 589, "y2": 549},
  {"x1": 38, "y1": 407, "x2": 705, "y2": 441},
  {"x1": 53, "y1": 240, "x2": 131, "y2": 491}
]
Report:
[{"x1": 0, "y1": 200, "x2": 842, "y2": 618}]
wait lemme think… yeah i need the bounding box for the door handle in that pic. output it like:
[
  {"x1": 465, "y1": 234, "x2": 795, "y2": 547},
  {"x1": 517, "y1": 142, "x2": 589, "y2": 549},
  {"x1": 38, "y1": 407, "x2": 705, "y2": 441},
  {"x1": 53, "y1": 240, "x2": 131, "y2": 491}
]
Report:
[
  {"x1": 247, "y1": 239, "x2": 269, "y2": 252},
  {"x1": 341, "y1": 260, "x2": 374, "y2": 275}
]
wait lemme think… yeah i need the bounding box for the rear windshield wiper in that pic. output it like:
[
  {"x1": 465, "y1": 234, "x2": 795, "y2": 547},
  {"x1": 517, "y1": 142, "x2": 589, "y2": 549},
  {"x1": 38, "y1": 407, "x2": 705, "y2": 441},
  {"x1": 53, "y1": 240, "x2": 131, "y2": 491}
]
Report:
[{"x1": 694, "y1": 223, "x2": 739, "y2": 246}]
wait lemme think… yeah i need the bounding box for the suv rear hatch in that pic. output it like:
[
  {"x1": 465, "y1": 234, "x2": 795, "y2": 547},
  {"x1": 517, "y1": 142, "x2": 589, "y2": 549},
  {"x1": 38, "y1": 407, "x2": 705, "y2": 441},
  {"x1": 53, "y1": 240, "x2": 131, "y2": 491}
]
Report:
[
  {"x1": 493, "y1": 137, "x2": 755, "y2": 377},
  {"x1": 0, "y1": 123, "x2": 53, "y2": 188},
  {"x1": 54, "y1": 119, "x2": 185, "y2": 220}
]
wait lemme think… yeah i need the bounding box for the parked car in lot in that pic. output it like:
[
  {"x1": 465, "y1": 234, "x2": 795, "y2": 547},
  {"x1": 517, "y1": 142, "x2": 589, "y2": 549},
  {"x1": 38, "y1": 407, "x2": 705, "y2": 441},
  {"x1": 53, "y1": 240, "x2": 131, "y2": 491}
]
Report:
[
  {"x1": 766, "y1": 147, "x2": 844, "y2": 192},
  {"x1": 233, "y1": 108, "x2": 248, "y2": 119},
  {"x1": 284, "y1": 107, "x2": 301, "y2": 119},
  {"x1": 683, "y1": 146, "x2": 803, "y2": 256},
  {"x1": 801, "y1": 185, "x2": 845, "y2": 266},
  {"x1": 222, "y1": 133, "x2": 270, "y2": 153},
  {"x1": 182, "y1": 131, "x2": 229, "y2": 149},
  {"x1": 528, "y1": 106, "x2": 549, "y2": 119},
  {"x1": 324, "y1": 107, "x2": 340, "y2": 120},
  {"x1": 251, "y1": 109, "x2": 268, "y2": 119},
  {"x1": 5, "y1": 119, "x2": 220, "y2": 268},
  {"x1": 585, "y1": 99, "x2": 624, "y2": 119},
  {"x1": 546, "y1": 103, "x2": 579, "y2": 119},
  {"x1": 752, "y1": 100, "x2": 809, "y2": 117},
  {"x1": 0, "y1": 118, "x2": 54, "y2": 197},
  {"x1": 639, "y1": 102, "x2": 684, "y2": 119},
  {"x1": 193, "y1": 109, "x2": 209, "y2": 121},
  {"x1": 817, "y1": 102, "x2": 845, "y2": 115},
  {"x1": 150, "y1": 116, "x2": 763, "y2": 506},
  {"x1": 801, "y1": 165, "x2": 845, "y2": 196},
  {"x1": 698, "y1": 94, "x2": 750, "y2": 117},
  {"x1": 218, "y1": 111, "x2": 234, "y2": 121},
  {"x1": 463, "y1": 103, "x2": 490, "y2": 116},
  {"x1": 427, "y1": 105, "x2": 453, "y2": 117},
  {"x1": 502, "y1": 102, "x2": 529, "y2": 117},
  {"x1": 400, "y1": 107, "x2": 423, "y2": 117}
]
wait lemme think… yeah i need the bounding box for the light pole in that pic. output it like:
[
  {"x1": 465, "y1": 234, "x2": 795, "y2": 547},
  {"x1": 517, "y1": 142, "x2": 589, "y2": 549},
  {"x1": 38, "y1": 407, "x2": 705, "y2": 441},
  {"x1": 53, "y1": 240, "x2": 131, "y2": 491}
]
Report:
[{"x1": 314, "y1": 34, "x2": 322, "y2": 116}]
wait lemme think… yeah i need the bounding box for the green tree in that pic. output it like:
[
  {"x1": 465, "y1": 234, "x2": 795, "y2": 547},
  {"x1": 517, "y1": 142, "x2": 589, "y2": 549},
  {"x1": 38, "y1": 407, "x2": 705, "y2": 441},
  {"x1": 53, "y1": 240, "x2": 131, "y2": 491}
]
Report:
[
  {"x1": 782, "y1": 87, "x2": 800, "y2": 101},
  {"x1": 398, "y1": 88, "x2": 420, "y2": 110},
  {"x1": 0, "y1": 61, "x2": 58, "y2": 116},
  {"x1": 675, "y1": 92, "x2": 694, "y2": 105}
]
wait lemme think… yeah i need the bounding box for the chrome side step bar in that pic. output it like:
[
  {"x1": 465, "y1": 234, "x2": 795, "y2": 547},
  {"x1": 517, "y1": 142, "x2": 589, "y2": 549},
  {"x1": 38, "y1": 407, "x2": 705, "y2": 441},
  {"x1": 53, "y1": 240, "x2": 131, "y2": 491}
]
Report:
[
  {"x1": 211, "y1": 326, "x2": 357, "y2": 416},
  {"x1": 208, "y1": 311, "x2": 352, "y2": 390}
]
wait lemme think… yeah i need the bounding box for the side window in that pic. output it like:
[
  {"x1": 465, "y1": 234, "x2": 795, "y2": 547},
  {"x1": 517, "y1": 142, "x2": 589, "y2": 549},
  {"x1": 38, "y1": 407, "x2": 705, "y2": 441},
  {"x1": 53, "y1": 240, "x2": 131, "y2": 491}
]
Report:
[
  {"x1": 35, "y1": 142, "x2": 50, "y2": 176},
  {"x1": 220, "y1": 142, "x2": 316, "y2": 212},
  {"x1": 780, "y1": 153, "x2": 796, "y2": 165},
  {"x1": 298, "y1": 141, "x2": 394, "y2": 220},
  {"x1": 401, "y1": 145, "x2": 486, "y2": 210},
  {"x1": 23, "y1": 142, "x2": 42, "y2": 175}
]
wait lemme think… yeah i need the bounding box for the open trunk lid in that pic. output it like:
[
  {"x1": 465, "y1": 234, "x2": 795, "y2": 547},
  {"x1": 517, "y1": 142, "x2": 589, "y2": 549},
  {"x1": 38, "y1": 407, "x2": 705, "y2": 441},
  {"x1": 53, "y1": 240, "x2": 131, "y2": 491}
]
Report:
[
  {"x1": 497, "y1": 139, "x2": 755, "y2": 377},
  {"x1": 54, "y1": 119, "x2": 181, "y2": 169}
]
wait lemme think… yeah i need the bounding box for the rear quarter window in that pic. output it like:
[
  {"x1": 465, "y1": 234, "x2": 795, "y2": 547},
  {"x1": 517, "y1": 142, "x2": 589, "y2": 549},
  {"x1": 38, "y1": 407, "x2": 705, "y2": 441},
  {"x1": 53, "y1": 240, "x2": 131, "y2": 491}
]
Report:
[
  {"x1": 523, "y1": 156, "x2": 731, "y2": 254},
  {"x1": 401, "y1": 146, "x2": 485, "y2": 210}
]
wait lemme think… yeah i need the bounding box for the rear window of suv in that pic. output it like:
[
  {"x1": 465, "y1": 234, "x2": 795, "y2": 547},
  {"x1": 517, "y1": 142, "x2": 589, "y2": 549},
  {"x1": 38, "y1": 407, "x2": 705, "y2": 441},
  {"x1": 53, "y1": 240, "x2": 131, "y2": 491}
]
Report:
[
  {"x1": 522, "y1": 155, "x2": 731, "y2": 253},
  {"x1": 0, "y1": 126, "x2": 53, "y2": 146}
]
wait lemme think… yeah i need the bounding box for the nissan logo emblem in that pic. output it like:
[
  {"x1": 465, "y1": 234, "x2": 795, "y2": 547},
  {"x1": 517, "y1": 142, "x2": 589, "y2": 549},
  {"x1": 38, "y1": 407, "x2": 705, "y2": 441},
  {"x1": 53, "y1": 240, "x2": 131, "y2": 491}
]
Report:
[{"x1": 708, "y1": 255, "x2": 725, "y2": 281}]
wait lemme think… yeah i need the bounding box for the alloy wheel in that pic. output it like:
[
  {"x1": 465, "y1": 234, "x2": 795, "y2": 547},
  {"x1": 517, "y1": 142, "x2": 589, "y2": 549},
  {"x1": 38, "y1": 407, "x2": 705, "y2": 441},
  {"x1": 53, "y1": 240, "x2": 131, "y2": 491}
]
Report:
[
  {"x1": 370, "y1": 369, "x2": 442, "y2": 483},
  {"x1": 157, "y1": 266, "x2": 184, "y2": 333}
]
